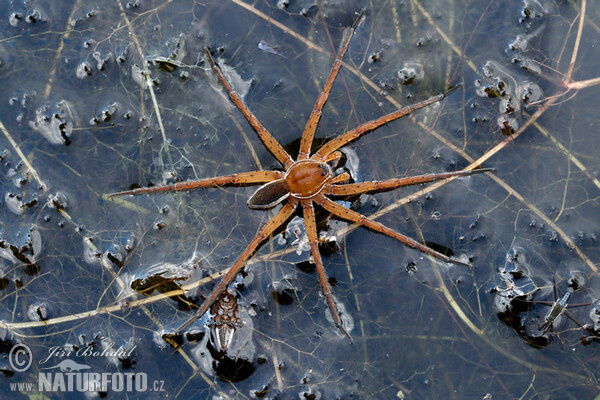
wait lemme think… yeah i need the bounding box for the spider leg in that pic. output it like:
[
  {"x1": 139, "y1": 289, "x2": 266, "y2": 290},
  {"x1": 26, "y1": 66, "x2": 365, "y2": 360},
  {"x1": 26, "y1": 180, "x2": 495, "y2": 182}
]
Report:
[
  {"x1": 323, "y1": 150, "x2": 343, "y2": 164},
  {"x1": 176, "y1": 200, "x2": 298, "y2": 333},
  {"x1": 298, "y1": 11, "x2": 365, "y2": 160},
  {"x1": 328, "y1": 168, "x2": 493, "y2": 196},
  {"x1": 329, "y1": 172, "x2": 352, "y2": 185},
  {"x1": 205, "y1": 48, "x2": 293, "y2": 168},
  {"x1": 108, "y1": 170, "x2": 283, "y2": 197},
  {"x1": 315, "y1": 194, "x2": 470, "y2": 267},
  {"x1": 313, "y1": 85, "x2": 461, "y2": 160},
  {"x1": 301, "y1": 200, "x2": 353, "y2": 341}
]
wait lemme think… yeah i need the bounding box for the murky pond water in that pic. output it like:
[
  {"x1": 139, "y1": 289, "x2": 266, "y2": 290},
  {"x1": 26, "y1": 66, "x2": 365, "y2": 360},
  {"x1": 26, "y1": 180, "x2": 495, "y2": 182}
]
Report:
[{"x1": 0, "y1": 0, "x2": 599, "y2": 398}]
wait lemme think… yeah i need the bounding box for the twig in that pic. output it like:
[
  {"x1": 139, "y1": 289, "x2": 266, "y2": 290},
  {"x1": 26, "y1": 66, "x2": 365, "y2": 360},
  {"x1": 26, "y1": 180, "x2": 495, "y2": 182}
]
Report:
[
  {"x1": 44, "y1": 0, "x2": 82, "y2": 99},
  {"x1": 116, "y1": 0, "x2": 173, "y2": 168},
  {"x1": 0, "y1": 119, "x2": 47, "y2": 191},
  {"x1": 566, "y1": 0, "x2": 586, "y2": 83}
]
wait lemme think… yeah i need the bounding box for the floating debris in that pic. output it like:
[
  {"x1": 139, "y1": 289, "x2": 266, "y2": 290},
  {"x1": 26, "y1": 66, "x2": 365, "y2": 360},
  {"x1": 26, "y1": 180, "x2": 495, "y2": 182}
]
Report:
[{"x1": 258, "y1": 40, "x2": 286, "y2": 58}]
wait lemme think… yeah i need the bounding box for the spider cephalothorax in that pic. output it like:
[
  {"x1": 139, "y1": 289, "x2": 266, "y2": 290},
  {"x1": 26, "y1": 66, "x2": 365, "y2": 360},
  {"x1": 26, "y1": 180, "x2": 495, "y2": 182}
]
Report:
[
  {"x1": 247, "y1": 160, "x2": 334, "y2": 209},
  {"x1": 285, "y1": 160, "x2": 332, "y2": 199},
  {"x1": 110, "y1": 10, "x2": 490, "y2": 341}
]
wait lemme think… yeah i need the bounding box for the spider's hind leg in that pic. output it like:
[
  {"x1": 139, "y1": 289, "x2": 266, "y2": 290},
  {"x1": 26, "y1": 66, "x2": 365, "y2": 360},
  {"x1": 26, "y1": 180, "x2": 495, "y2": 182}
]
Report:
[
  {"x1": 175, "y1": 200, "x2": 298, "y2": 334},
  {"x1": 316, "y1": 194, "x2": 470, "y2": 267},
  {"x1": 329, "y1": 168, "x2": 493, "y2": 196},
  {"x1": 302, "y1": 200, "x2": 353, "y2": 341}
]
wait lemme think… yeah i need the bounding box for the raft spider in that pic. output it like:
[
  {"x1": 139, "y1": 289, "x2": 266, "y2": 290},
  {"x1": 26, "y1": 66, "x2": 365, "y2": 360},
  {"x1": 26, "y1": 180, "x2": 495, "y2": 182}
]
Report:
[{"x1": 110, "y1": 11, "x2": 490, "y2": 340}]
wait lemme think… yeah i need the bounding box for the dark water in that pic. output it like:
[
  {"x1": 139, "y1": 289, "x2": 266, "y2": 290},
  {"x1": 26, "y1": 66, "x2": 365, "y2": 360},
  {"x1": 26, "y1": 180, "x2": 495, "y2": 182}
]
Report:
[{"x1": 0, "y1": 0, "x2": 598, "y2": 398}]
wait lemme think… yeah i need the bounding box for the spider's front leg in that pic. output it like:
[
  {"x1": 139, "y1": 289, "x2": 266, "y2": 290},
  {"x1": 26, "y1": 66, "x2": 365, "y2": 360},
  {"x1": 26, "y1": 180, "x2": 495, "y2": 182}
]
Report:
[
  {"x1": 176, "y1": 199, "x2": 297, "y2": 333},
  {"x1": 313, "y1": 85, "x2": 461, "y2": 161},
  {"x1": 204, "y1": 48, "x2": 293, "y2": 168},
  {"x1": 301, "y1": 200, "x2": 353, "y2": 341},
  {"x1": 298, "y1": 10, "x2": 365, "y2": 160},
  {"x1": 108, "y1": 170, "x2": 283, "y2": 197}
]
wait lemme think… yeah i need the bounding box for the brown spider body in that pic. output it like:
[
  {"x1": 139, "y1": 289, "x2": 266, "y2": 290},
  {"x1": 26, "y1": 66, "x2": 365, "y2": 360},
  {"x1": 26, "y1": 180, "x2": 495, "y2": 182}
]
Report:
[
  {"x1": 248, "y1": 160, "x2": 336, "y2": 209},
  {"x1": 285, "y1": 160, "x2": 331, "y2": 199},
  {"x1": 109, "y1": 10, "x2": 491, "y2": 343}
]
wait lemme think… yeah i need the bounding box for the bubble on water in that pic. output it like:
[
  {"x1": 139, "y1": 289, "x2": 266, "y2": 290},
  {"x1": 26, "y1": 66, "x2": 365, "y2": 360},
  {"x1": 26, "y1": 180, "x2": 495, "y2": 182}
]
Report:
[
  {"x1": 166, "y1": 33, "x2": 187, "y2": 62},
  {"x1": 4, "y1": 191, "x2": 38, "y2": 214},
  {"x1": 299, "y1": 387, "x2": 322, "y2": 400},
  {"x1": 28, "y1": 226, "x2": 42, "y2": 260},
  {"x1": 5, "y1": 192, "x2": 25, "y2": 215},
  {"x1": 76, "y1": 61, "x2": 92, "y2": 78},
  {"x1": 500, "y1": 95, "x2": 519, "y2": 114},
  {"x1": 126, "y1": 0, "x2": 141, "y2": 8},
  {"x1": 521, "y1": 0, "x2": 550, "y2": 20},
  {"x1": 9, "y1": 12, "x2": 23, "y2": 27},
  {"x1": 589, "y1": 300, "x2": 600, "y2": 331},
  {"x1": 339, "y1": 147, "x2": 360, "y2": 181},
  {"x1": 25, "y1": 8, "x2": 46, "y2": 24},
  {"x1": 278, "y1": 216, "x2": 310, "y2": 254},
  {"x1": 498, "y1": 114, "x2": 519, "y2": 136},
  {"x1": 92, "y1": 51, "x2": 112, "y2": 71},
  {"x1": 508, "y1": 34, "x2": 528, "y2": 52},
  {"x1": 90, "y1": 102, "x2": 120, "y2": 124},
  {"x1": 83, "y1": 237, "x2": 103, "y2": 266},
  {"x1": 47, "y1": 192, "x2": 69, "y2": 211},
  {"x1": 27, "y1": 302, "x2": 51, "y2": 321},
  {"x1": 101, "y1": 336, "x2": 137, "y2": 368},
  {"x1": 131, "y1": 64, "x2": 146, "y2": 86},
  {"x1": 519, "y1": 58, "x2": 542, "y2": 75},
  {"x1": 517, "y1": 82, "x2": 543, "y2": 104},
  {"x1": 29, "y1": 100, "x2": 76, "y2": 145},
  {"x1": 324, "y1": 296, "x2": 354, "y2": 338},
  {"x1": 210, "y1": 60, "x2": 252, "y2": 100},
  {"x1": 103, "y1": 245, "x2": 125, "y2": 269},
  {"x1": 397, "y1": 62, "x2": 424, "y2": 85},
  {"x1": 568, "y1": 271, "x2": 585, "y2": 289},
  {"x1": 477, "y1": 61, "x2": 517, "y2": 99}
]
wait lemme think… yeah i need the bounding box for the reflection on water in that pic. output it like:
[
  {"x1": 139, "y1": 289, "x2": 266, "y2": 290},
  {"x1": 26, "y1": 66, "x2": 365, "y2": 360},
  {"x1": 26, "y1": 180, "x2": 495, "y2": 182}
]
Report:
[{"x1": 0, "y1": 0, "x2": 598, "y2": 398}]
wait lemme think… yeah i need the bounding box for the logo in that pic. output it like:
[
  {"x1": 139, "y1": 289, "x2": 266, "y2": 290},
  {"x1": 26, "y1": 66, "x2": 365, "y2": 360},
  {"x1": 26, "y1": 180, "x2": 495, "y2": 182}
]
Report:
[
  {"x1": 9, "y1": 343, "x2": 32, "y2": 372},
  {"x1": 7, "y1": 342, "x2": 165, "y2": 393}
]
